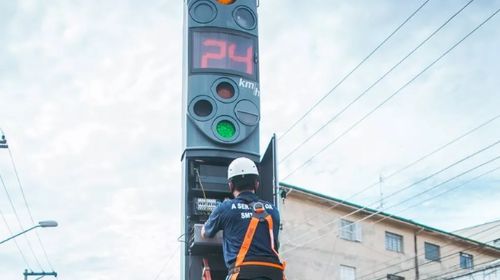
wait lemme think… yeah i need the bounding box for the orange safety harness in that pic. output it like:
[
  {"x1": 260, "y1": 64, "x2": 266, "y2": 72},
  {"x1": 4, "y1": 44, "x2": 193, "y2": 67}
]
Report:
[{"x1": 229, "y1": 202, "x2": 286, "y2": 280}]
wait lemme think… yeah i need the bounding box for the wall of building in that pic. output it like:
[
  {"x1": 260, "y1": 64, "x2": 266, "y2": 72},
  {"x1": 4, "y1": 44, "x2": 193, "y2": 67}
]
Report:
[
  {"x1": 279, "y1": 190, "x2": 500, "y2": 280},
  {"x1": 415, "y1": 232, "x2": 499, "y2": 279}
]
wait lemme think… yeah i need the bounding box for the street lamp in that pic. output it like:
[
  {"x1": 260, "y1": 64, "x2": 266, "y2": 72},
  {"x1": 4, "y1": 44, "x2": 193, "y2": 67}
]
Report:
[{"x1": 0, "y1": 220, "x2": 58, "y2": 245}]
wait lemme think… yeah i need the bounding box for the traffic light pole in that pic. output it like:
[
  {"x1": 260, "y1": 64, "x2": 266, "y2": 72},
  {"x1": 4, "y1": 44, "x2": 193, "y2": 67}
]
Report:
[
  {"x1": 182, "y1": 1, "x2": 278, "y2": 279},
  {"x1": 23, "y1": 269, "x2": 57, "y2": 280}
]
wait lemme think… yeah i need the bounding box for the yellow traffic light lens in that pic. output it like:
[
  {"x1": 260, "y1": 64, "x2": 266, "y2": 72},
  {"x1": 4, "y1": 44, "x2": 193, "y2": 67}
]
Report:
[
  {"x1": 216, "y1": 0, "x2": 235, "y2": 5},
  {"x1": 193, "y1": 99, "x2": 213, "y2": 117}
]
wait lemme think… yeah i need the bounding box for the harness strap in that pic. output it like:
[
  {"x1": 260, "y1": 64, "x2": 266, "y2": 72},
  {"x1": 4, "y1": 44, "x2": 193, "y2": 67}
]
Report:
[
  {"x1": 239, "y1": 261, "x2": 284, "y2": 270},
  {"x1": 230, "y1": 216, "x2": 260, "y2": 280},
  {"x1": 230, "y1": 202, "x2": 286, "y2": 280}
]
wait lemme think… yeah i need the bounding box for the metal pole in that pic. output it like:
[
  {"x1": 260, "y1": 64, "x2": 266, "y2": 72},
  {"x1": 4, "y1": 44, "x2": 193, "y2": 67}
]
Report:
[
  {"x1": 0, "y1": 225, "x2": 39, "y2": 245},
  {"x1": 23, "y1": 271, "x2": 57, "y2": 279}
]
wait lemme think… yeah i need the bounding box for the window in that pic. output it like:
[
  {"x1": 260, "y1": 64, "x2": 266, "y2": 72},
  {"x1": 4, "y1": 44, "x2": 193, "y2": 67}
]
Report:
[
  {"x1": 385, "y1": 232, "x2": 403, "y2": 253},
  {"x1": 425, "y1": 242, "x2": 440, "y2": 261},
  {"x1": 340, "y1": 265, "x2": 356, "y2": 280},
  {"x1": 460, "y1": 252, "x2": 473, "y2": 269},
  {"x1": 387, "y1": 274, "x2": 405, "y2": 280},
  {"x1": 340, "y1": 219, "x2": 362, "y2": 242}
]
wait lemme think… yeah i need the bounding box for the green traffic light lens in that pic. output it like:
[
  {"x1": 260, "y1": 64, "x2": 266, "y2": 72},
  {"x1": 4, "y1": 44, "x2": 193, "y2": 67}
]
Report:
[{"x1": 216, "y1": 120, "x2": 236, "y2": 139}]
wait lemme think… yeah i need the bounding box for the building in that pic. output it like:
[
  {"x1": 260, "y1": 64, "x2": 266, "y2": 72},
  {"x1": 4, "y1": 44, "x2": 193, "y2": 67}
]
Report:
[
  {"x1": 454, "y1": 219, "x2": 500, "y2": 249},
  {"x1": 278, "y1": 183, "x2": 500, "y2": 280}
]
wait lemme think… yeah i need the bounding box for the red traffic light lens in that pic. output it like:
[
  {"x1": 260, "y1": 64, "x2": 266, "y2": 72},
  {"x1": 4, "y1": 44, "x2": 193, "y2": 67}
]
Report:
[{"x1": 216, "y1": 82, "x2": 235, "y2": 99}]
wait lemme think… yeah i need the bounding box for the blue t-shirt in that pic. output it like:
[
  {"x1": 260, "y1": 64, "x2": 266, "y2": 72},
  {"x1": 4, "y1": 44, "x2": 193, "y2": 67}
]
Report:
[{"x1": 203, "y1": 191, "x2": 281, "y2": 268}]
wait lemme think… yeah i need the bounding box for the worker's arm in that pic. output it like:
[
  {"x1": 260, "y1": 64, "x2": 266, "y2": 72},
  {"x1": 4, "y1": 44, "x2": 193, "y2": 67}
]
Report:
[{"x1": 203, "y1": 203, "x2": 224, "y2": 238}]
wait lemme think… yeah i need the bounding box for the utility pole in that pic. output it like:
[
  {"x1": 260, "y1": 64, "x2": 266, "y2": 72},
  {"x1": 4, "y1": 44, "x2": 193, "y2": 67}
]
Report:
[
  {"x1": 23, "y1": 269, "x2": 57, "y2": 280},
  {"x1": 182, "y1": 0, "x2": 278, "y2": 279},
  {"x1": 2, "y1": 136, "x2": 57, "y2": 279},
  {"x1": 0, "y1": 134, "x2": 8, "y2": 148}
]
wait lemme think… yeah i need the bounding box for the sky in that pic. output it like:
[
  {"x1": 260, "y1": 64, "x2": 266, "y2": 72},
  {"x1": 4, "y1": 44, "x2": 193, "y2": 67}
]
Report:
[{"x1": 0, "y1": 0, "x2": 499, "y2": 279}]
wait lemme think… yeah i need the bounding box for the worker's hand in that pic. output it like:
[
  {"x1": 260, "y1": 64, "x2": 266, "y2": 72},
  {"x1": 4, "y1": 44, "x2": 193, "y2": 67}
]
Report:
[{"x1": 201, "y1": 224, "x2": 206, "y2": 239}]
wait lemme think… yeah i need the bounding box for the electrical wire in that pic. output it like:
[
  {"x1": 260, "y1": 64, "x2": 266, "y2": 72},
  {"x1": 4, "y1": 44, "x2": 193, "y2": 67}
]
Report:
[
  {"x1": 278, "y1": 0, "x2": 432, "y2": 141},
  {"x1": 282, "y1": 148, "x2": 500, "y2": 254},
  {"x1": 356, "y1": 166, "x2": 500, "y2": 279},
  {"x1": 287, "y1": 171, "x2": 500, "y2": 279},
  {"x1": 279, "y1": 0, "x2": 474, "y2": 163},
  {"x1": 280, "y1": 139, "x2": 500, "y2": 250},
  {"x1": 320, "y1": 229, "x2": 340, "y2": 279},
  {"x1": 357, "y1": 222, "x2": 500, "y2": 280},
  {"x1": 195, "y1": 168, "x2": 208, "y2": 201},
  {"x1": 384, "y1": 164, "x2": 500, "y2": 214},
  {"x1": 368, "y1": 154, "x2": 499, "y2": 220},
  {"x1": 0, "y1": 173, "x2": 44, "y2": 271},
  {"x1": 0, "y1": 204, "x2": 32, "y2": 271},
  {"x1": 280, "y1": 152, "x2": 499, "y2": 256},
  {"x1": 421, "y1": 257, "x2": 500, "y2": 280},
  {"x1": 6, "y1": 143, "x2": 55, "y2": 271},
  {"x1": 281, "y1": 113, "x2": 500, "y2": 228},
  {"x1": 341, "y1": 113, "x2": 500, "y2": 202},
  {"x1": 152, "y1": 243, "x2": 180, "y2": 280},
  {"x1": 371, "y1": 236, "x2": 500, "y2": 280},
  {"x1": 281, "y1": 7, "x2": 500, "y2": 181},
  {"x1": 440, "y1": 261, "x2": 500, "y2": 280}
]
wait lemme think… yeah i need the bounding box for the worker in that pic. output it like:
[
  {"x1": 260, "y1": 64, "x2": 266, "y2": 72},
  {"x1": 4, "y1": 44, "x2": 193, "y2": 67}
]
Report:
[{"x1": 202, "y1": 157, "x2": 285, "y2": 280}]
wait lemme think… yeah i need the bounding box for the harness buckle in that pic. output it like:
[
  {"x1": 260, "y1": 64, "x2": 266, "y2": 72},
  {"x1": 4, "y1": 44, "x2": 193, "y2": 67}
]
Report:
[
  {"x1": 251, "y1": 202, "x2": 268, "y2": 221},
  {"x1": 253, "y1": 202, "x2": 265, "y2": 213}
]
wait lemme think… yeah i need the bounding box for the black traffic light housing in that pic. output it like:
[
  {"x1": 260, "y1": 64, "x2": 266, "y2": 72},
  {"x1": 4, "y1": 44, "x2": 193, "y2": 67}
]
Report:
[{"x1": 183, "y1": 0, "x2": 260, "y2": 157}]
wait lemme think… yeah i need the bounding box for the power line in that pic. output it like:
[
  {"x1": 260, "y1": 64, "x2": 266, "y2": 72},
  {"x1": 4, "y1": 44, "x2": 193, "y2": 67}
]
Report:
[
  {"x1": 277, "y1": 0, "x2": 432, "y2": 140},
  {"x1": 0, "y1": 173, "x2": 44, "y2": 271},
  {"x1": 421, "y1": 257, "x2": 500, "y2": 280},
  {"x1": 279, "y1": 0, "x2": 474, "y2": 163},
  {"x1": 0, "y1": 204, "x2": 32, "y2": 271},
  {"x1": 281, "y1": 152, "x2": 499, "y2": 256},
  {"x1": 7, "y1": 143, "x2": 55, "y2": 271},
  {"x1": 370, "y1": 154, "x2": 500, "y2": 219},
  {"x1": 375, "y1": 164, "x2": 500, "y2": 227},
  {"x1": 282, "y1": 153, "x2": 500, "y2": 260},
  {"x1": 283, "y1": 144, "x2": 499, "y2": 252},
  {"x1": 344, "y1": 113, "x2": 500, "y2": 201},
  {"x1": 320, "y1": 231, "x2": 340, "y2": 279},
  {"x1": 440, "y1": 261, "x2": 500, "y2": 280},
  {"x1": 357, "y1": 162, "x2": 500, "y2": 278},
  {"x1": 281, "y1": 7, "x2": 500, "y2": 181},
  {"x1": 282, "y1": 113, "x2": 500, "y2": 229},
  {"x1": 358, "y1": 221, "x2": 500, "y2": 280},
  {"x1": 356, "y1": 166, "x2": 500, "y2": 279},
  {"x1": 280, "y1": 139, "x2": 500, "y2": 250},
  {"x1": 372, "y1": 236, "x2": 500, "y2": 280},
  {"x1": 153, "y1": 244, "x2": 179, "y2": 280}
]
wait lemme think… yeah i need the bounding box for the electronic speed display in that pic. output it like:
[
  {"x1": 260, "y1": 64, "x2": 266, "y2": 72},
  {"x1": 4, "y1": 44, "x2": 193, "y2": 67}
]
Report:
[{"x1": 192, "y1": 30, "x2": 257, "y2": 80}]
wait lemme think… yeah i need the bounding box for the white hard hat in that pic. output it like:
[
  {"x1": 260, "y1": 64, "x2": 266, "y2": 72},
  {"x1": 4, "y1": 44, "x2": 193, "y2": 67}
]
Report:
[{"x1": 227, "y1": 157, "x2": 259, "y2": 179}]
